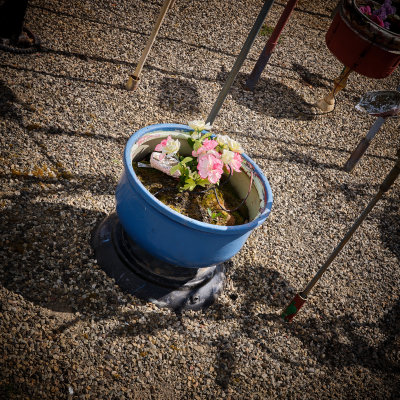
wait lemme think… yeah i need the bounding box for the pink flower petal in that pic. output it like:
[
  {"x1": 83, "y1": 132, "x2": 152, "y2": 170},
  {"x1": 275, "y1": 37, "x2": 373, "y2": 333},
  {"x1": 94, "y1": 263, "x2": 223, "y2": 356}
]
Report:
[
  {"x1": 155, "y1": 137, "x2": 170, "y2": 151},
  {"x1": 359, "y1": 5, "x2": 372, "y2": 15},
  {"x1": 371, "y1": 15, "x2": 385, "y2": 27},
  {"x1": 230, "y1": 153, "x2": 242, "y2": 172},
  {"x1": 202, "y1": 138, "x2": 218, "y2": 152},
  {"x1": 197, "y1": 153, "x2": 223, "y2": 183}
]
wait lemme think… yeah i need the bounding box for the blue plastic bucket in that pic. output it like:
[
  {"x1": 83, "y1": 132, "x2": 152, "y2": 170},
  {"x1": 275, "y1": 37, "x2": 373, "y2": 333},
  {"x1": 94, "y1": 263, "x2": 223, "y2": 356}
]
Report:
[{"x1": 116, "y1": 123, "x2": 273, "y2": 268}]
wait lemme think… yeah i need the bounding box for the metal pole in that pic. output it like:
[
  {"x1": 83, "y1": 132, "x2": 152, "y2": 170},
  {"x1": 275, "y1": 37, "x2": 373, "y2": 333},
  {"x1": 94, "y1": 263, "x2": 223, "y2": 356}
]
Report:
[
  {"x1": 344, "y1": 85, "x2": 400, "y2": 172},
  {"x1": 344, "y1": 117, "x2": 386, "y2": 172},
  {"x1": 303, "y1": 154, "x2": 400, "y2": 295},
  {"x1": 245, "y1": 0, "x2": 299, "y2": 90},
  {"x1": 206, "y1": 0, "x2": 276, "y2": 125},
  {"x1": 282, "y1": 148, "x2": 400, "y2": 322},
  {"x1": 302, "y1": 192, "x2": 384, "y2": 296},
  {"x1": 126, "y1": 0, "x2": 173, "y2": 91},
  {"x1": 316, "y1": 66, "x2": 352, "y2": 112}
]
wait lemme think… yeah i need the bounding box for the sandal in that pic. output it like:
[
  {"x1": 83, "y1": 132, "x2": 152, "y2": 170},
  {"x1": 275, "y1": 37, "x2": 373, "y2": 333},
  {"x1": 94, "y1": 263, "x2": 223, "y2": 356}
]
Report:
[{"x1": 0, "y1": 27, "x2": 41, "y2": 54}]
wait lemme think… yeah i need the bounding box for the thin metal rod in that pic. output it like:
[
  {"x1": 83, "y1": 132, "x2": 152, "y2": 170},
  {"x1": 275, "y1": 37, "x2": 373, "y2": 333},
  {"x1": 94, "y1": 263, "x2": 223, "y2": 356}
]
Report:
[
  {"x1": 302, "y1": 192, "x2": 383, "y2": 296},
  {"x1": 134, "y1": 0, "x2": 172, "y2": 77},
  {"x1": 344, "y1": 117, "x2": 386, "y2": 172},
  {"x1": 245, "y1": 0, "x2": 298, "y2": 90},
  {"x1": 344, "y1": 85, "x2": 400, "y2": 172},
  {"x1": 206, "y1": 0, "x2": 276, "y2": 125},
  {"x1": 302, "y1": 154, "x2": 400, "y2": 297},
  {"x1": 127, "y1": 0, "x2": 172, "y2": 85},
  {"x1": 316, "y1": 66, "x2": 352, "y2": 112}
]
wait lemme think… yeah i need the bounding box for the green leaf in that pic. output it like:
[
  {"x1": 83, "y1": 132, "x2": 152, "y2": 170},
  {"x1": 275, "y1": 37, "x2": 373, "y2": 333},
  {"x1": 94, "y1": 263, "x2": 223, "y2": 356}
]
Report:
[
  {"x1": 170, "y1": 165, "x2": 180, "y2": 175},
  {"x1": 181, "y1": 157, "x2": 193, "y2": 165},
  {"x1": 182, "y1": 180, "x2": 196, "y2": 191},
  {"x1": 200, "y1": 132, "x2": 212, "y2": 140},
  {"x1": 196, "y1": 178, "x2": 209, "y2": 187},
  {"x1": 193, "y1": 140, "x2": 202, "y2": 151}
]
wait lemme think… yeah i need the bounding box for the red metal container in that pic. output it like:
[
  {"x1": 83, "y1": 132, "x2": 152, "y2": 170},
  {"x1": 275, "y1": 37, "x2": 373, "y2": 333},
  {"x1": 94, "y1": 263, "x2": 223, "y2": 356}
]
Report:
[{"x1": 325, "y1": 0, "x2": 400, "y2": 79}]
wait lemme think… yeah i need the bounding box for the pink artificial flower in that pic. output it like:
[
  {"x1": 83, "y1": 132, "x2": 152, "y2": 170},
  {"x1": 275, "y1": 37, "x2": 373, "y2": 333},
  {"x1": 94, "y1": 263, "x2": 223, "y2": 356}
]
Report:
[
  {"x1": 155, "y1": 136, "x2": 170, "y2": 151},
  {"x1": 192, "y1": 138, "x2": 218, "y2": 157},
  {"x1": 203, "y1": 138, "x2": 218, "y2": 152},
  {"x1": 154, "y1": 135, "x2": 180, "y2": 160},
  {"x1": 359, "y1": 5, "x2": 372, "y2": 15},
  {"x1": 197, "y1": 153, "x2": 224, "y2": 184},
  {"x1": 229, "y1": 152, "x2": 242, "y2": 173},
  {"x1": 371, "y1": 14, "x2": 385, "y2": 27}
]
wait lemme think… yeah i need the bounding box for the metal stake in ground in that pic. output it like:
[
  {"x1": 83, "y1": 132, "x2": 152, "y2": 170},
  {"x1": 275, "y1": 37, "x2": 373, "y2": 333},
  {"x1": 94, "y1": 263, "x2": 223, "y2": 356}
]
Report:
[
  {"x1": 245, "y1": 0, "x2": 298, "y2": 91},
  {"x1": 344, "y1": 87, "x2": 400, "y2": 172},
  {"x1": 206, "y1": 0, "x2": 276, "y2": 125},
  {"x1": 282, "y1": 147, "x2": 400, "y2": 322},
  {"x1": 126, "y1": 0, "x2": 174, "y2": 91}
]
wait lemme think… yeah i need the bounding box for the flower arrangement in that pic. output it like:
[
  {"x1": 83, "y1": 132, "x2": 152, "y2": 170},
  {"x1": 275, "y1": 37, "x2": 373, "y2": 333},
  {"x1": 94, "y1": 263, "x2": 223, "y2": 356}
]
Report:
[
  {"x1": 359, "y1": 0, "x2": 399, "y2": 31},
  {"x1": 152, "y1": 120, "x2": 244, "y2": 191}
]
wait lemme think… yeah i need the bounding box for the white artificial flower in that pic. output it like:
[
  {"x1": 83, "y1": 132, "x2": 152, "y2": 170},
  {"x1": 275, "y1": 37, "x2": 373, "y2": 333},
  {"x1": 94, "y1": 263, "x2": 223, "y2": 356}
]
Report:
[
  {"x1": 188, "y1": 120, "x2": 212, "y2": 132},
  {"x1": 227, "y1": 137, "x2": 244, "y2": 154},
  {"x1": 191, "y1": 131, "x2": 201, "y2": 140},
  {"x1": 164, "y1": 138, "x2": 181, "y2": 155},
  {"x1": 221, "y1": 149, "x2": 234, "y2": 165},
  {"x1": 216, "y1": 134, "x2": 230, "y2": 147}
]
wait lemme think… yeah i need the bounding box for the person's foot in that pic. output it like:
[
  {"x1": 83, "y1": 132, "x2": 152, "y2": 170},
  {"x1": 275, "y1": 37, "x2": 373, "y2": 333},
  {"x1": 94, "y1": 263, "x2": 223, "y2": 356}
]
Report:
[
  {"x1": 0, "y1": 27, "x2": 40, "y2": 53},
  {"x1": 13, "y1": 28, "x2": 35, "y2": 47}
]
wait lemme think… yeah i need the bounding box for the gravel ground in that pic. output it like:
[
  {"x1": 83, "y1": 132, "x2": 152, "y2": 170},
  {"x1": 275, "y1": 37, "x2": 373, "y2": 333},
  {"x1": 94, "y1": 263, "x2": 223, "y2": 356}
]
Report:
[{"x1": 1, "y1": 0, "x2": 399, "y2": 399}]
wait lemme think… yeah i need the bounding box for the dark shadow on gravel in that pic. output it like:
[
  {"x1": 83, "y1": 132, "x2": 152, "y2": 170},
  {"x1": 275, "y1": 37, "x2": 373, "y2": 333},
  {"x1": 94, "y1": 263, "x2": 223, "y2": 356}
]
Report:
[
  {"x1": 33, "y1": 124, "x2": 127, "y2": 145},
  {"x1": 232, "y1": 264, "x2": 296, "y2": 309},
  {"x1": 0, "y1": 198, "x2": 123, "y2": 317},
  {"x1": 208, "y1": 263, "x2": 296, "y2": 324},
  {"x1": 0, "y1": 62, "x2": 123, "y2": 90},
  {"x1": 0, "y1": 80, "x2": 36, "y2": 122},
  {"x1": 229, "y1": 130, "x2": 396, "y2": 163},
  {"x1": 203, "y1": 264, "x2": 296, "y2": 391},
  {"x1": 291, "y1": 63, "x2": 330, "y2": 89},
  {"x1": 158, "y1": 77, "x2": 201, "y2": 114},
  {"x1": 0, "y1": 172, "x2": 117, "y2": 196},
  {"x1": 107, "y1": 310, "x2": 179, "y2": 337},
  {"x1": 273, "y1": 304, "x2": 400, "y2": 375},
  {"x1": 339, "y1": 182, "x2": 374, "y2": 202},
  {"x1": 204, "y1": 261, "x2": 399, "y2": 391},
  {"x1": 246, "y1": 147, "x2": 343, "y2": 171},
  {"x1": 214, "y1": 335, "x2": 236, "y2": 390},
  {"x1": 379, "y1": 195, "x2": 400, "y2": 262},
  {"x1": 19, "y1": 47, "x2": 217, "y2": 86},
  {"x1": 279, "y1": 148, "x2": 343, "y2": 170},
  {"x1": 0, "y1": 81, "x2": 22, "y2": 122},
  {"x1": 1, "y1": 55, "x2": 210, "y2": 90},
  {"x1": 29, "y1": 5, "x2": 254, "y2": 61},
  {"x1": 103, "y1": 264, "x2": 297, "y2": 392},
  {"x1": 216, "y1": 71, "x2": 316, "y2": 121}
]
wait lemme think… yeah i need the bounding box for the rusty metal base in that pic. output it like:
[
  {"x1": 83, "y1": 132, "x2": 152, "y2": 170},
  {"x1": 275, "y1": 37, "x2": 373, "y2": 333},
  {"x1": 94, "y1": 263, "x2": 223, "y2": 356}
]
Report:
[{"x1": 91, "y1": 213, "x2": 225, "y2": 312}]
